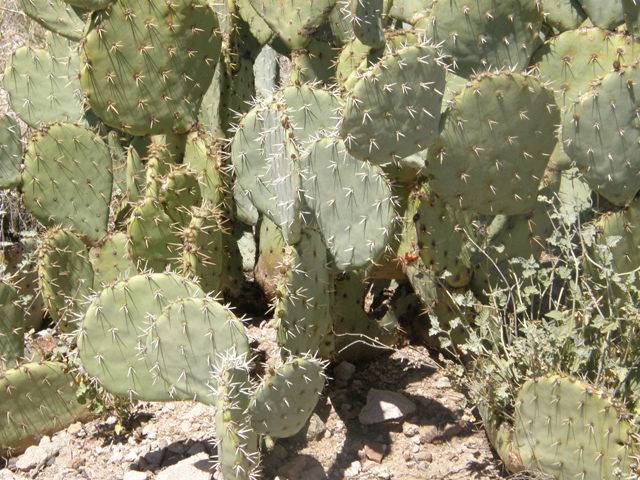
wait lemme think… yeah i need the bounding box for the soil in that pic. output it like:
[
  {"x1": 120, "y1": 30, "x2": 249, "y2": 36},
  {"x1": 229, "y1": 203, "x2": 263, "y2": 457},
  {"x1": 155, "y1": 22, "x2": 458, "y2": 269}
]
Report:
[
  {"x1": 0, "y1": 5, "x2": 510, "y2": 480},
  {"x1": 1, "y1": 324, "x2": 509, "y2": 480}
]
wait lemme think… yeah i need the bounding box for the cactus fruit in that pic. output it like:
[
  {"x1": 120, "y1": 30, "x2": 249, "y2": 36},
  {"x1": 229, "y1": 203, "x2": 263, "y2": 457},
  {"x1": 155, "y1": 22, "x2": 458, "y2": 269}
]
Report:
[
  {"x1": 22, "y1": 123, "x2": 113, "y2": 243},
  {"x1": 80, "y1": 0, "x2": 221, "y2": 135},
  {"x1": 78, "y1": 273, "x2": 202, "y2": 401},
  {"x1": 512, "y1": 376, "x2": 637, "y2": 479},
  {"x1": 249, "y1": 356, "x2": 326, "y2": 437},
  {"x1": 426, "y1": 71, "x2": 559, "y2": 216},
  {"x1": 340, "y1": 36, "x2": 446, "y2": 165},
  {"x1": 0, "y1": 362, "x2": 87, "y2": 455},
  {"x1": 0, "y1": 115, "x2": 22, "y2": 189}
]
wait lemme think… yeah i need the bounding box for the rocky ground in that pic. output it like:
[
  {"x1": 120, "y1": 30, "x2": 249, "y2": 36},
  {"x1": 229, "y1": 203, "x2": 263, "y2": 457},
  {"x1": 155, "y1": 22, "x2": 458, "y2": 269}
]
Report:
[{"x1": 0, "y1": 334, "x2": 508, "y2": 480}]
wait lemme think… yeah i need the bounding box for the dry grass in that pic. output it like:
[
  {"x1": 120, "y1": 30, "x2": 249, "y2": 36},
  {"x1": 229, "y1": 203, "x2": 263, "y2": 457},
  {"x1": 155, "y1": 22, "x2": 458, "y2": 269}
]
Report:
[{"x1": 0, "y1": 1, "x2": 45, "y2": 243}]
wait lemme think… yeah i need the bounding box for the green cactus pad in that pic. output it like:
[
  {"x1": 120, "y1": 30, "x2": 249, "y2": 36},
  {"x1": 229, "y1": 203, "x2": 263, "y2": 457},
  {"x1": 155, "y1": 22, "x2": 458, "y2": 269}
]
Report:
[
  {"x1": 351, "y1": 0, "x2": 384, "y2": 48},
  {"x1": 530, "y1": 28, "x2": 639, "y2": 110},
  {"x1": 580, "y1": 0, "x2": 632, "y2": 31},
  {"x1": 340, "y1": 39, "x2": 446, "y2": 165},
  {"x1": 0, "y1": 115, "x2": 22, "y2": 189},
  {"x1": 106, "y1": 129, "x2": 129, "y2": 193},
  {"x1": 183, "y1": 132, "x2": 229, "y2": 208},
  {"x1": 3, "y1": 39, "x2": 84, "y2": 128},
  {"x1": 275, "y1": 228, "x2": 334, "y2": 357},
  {"x1": 212, "y1": 353, "x2": 259, "y2": 480},
  {"x1": 231, "y1": 98, "x2": 304, "y2": 244},
  {"x1": 248, "y1": 0, "x2": 335, "y2": 49},
  {"x1": 426, "y1": 72, "x2": 559, "y2": 216},
  {"x1": 145, "y1": 296, "x2": 250, "y2": 404},
  {"x1": 89, "y1": 232, "x2": 136, "y2": 287},
  {"x1": 63, "y1": 0, "x2": 111, "y2": 10},
  {"x1": 18, "y1": 0, "x2": 85, "y2": 41},
  {"x1": 563, "y1": 69, "x2": 640, "y2": 206},
  {"x1": 127, "y1": 195, "x2": 182, "y2": 273},
  {"x1": 0, "y1": 281, "x2": 23, "y2": 369},
  {"x1": 412, "y1": 185, "x2": 473, "y2": 288},
  {"x1": 0, "y1": 362, "x2": 87, "y2": 454},
  {"x1": 513, "y1": 376, "x2": 636, "y2": 479},
  {"x1": 331, "y1": 271, "x2": 401, "y2": 361},
  {"x1": 388, "y1": 0, "x2": 430, "y2": 24},
  {"x1": 282, "y1": 84, "x2": 343, "y2": 145},
  {"x1": 420, "y1": 0, "x2": 544, "y2": 78},
  {"x1": 255, "y1": 216, "x2": 286, "y2": 300},
  {"x1": 158, "y1": 166, "x2": 202, "y2": 228},
  {"x1": 249, "y1": 356, "x2": 326, "y2": 437},
  {"x1": 80, "y1": 0, "x2": 221, "y2": 135},
  {"x1": 22, "y1": 123, "x2": 113, "y2": 243},
  {"x1": 78, "y1": 273, "x2": 203, "y2": 401},
  {"x1": 37, "y1": 228, "x2": 94, "y2": 332},
  {"x1": 300, "y1": 137, "x2": 396, "y2": 270},
  {"x1": 542, "y1": 0, "x2": 588, "y2": 32}
]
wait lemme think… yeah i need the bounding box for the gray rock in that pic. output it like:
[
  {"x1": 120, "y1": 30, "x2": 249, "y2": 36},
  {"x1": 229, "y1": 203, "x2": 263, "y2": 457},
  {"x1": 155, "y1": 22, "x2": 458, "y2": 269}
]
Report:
[
  {"x1": 306, "y1": 413, "x2": 326, "y2": 441},
  {"x1": 419, "y1": 425, "x2": 439, "y2": 444},
  {"x1": 333, "y1": 362, "x2": 356, "y2": 382},
  {"x1": 144, "y1": 449, "x2": 164, "y2": 465},
  {"x1": 156, "y1": 452, "x2": 214, "y2": 480},
  {"x1": 124, "y1": 472, "x2": 149, "y2": 480},
  {"x1": 358, "y1": 389, "x2": 416, "y2": 425},
  {"x1": 186, "y1": 442, "x2": 206, "y2": 456},
  {"x1": 271, "y1": 444, "x2": 288, "y2": 461},
  {"x1": 277, "y1": 455, "x2": 307, "y2": 479},
  {"x1": 15, "y1": 445, "x2": 49, "y2": 471}
]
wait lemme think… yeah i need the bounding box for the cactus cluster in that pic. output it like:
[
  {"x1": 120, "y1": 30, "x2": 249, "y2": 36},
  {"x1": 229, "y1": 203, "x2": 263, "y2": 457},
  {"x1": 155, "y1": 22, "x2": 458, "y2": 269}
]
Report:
[{"x1": 5, "y1": 0, "x2": 640, "y2": 478}]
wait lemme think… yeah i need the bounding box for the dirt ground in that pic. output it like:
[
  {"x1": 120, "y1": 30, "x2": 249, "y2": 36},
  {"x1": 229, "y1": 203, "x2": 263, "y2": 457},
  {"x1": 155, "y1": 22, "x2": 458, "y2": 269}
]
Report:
[{"x1": 1, "y1": 323, "x2": 509, "y2": 480}]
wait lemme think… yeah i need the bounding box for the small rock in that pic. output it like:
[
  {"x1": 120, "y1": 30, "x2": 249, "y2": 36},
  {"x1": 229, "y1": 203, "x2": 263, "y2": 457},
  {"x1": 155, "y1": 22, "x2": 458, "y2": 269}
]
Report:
[
  {"x1": 125, "y1": 451, "x2": 139, "y2": 463},
  {"x1": 443, "y1": 423, "x2": 462, "y2": 437},
  {"x1": 67, "y1": 423, "x2": 83, "y2": 436},
  {"x1": 184, "y1": 403, "x2": 208, "y2": 421},
  {"x1": 324, "y1": 429, "x2": 332, "y2": 439},
  {"x1": 277, "y1": 455, "x2": 307, "y2": 479},
  {"x1": 144, "y1": 449, "x2": 164, "y2": 465},
  {"x1": 109, "y1": 451, "x2": 124, "y2": 464},
  {"x1": 334, "y1": 361, "x2": 356, "y2": 382},
  {"x1": 124, "y1": 472, "x2": 149, "y2": 480},
  {"x1": 271, "y1": 445, "x2": 288, "y2": 461},
  {"x1": 142, "y1": 425, "x2": 157, "y2": 440},
  {"x1": 403, "y1": 423, "x2": 419, "y2": 437},
  {"x1": 417, "y1": 462, "x2": 428, "y2": 471},
  {"x1": 167, "y1": 442, "x2": 187, "y2": 455},
  {"x1": 106, "y1": 416, "x2": 118, "y2": 426},
  {"x1": 15, "y1": 446, "x2": 49, "y2": 471},
  {"x1": 359, "y1": 389, "x2": 416, "y2": 425},
  {"x1": 186, "y1": 442, "x2": 206, "y2": 456},
  {"x1": 344, "y1": 460, "x2": 361, "y2": 477},
  {"x1": 372, "y1": 466, "x2": 391, "y2": 479},
  {"x1": 364, "y1": 443, "x2": 386, "y2": 463},
  {"x1": 156, "y1": 452, "x2": 213, "y2": 480},
  {"x1": 419, "y1": 425, "x2": 439, "y2": 444},
  {"x1": 66, "y1": 457, "x2": 86, "y2": 469},
  {"x1": 415, "y1": 452, "x2": 433, "y2": 463},
  {"x1": 306, "y1": 413, "x2": 326, "y2": 441}
]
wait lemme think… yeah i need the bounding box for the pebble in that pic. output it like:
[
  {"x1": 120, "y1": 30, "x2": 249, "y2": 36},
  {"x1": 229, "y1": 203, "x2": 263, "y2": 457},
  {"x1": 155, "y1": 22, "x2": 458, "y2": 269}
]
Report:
[
  {"x1": 419, "y1": 425, "x2": 439, "y2": 444},
  {"x1": 271, "y1": 445, "x2": 288, "y2": 461},
  {"x1": 359, "y1": 389, "x2": 416, "y2": 425},
  {"x1": 108, "y1": 451, "x2": 124, "y2": 464},
  {"x1": 334, "y1": 361, "x2": 356, "y2": 382},
  {"x1": 123, "y1": 472, "x2": 149, "y2": 480},
  {"x1": 443, "y1": 423, "x2": 462, "y2": 437},
  {"x1": 67, "y1": 423, "x2": 83, "y2": 437},
  {"x1": 144, "y1": 449, "x2": 164, "y2": 465},
  {"x1": 306, "y1": 413, "x2": 326, "y2": 441},
  {"x1": 15, "y1": 445, "x2": 49, "y2": 471},
  {"x1": 156, "y1": 452, "x2": 213, "y2": 480},
  {"x1": 403, "y1": 423, "x2": 419, "y2": 437},
  {"x1": 343, "y1": 460, "x2": 361, "y2": 477},
  {"x1": 142, "y1": 425, "x2": 157, "y2": 440},
  {"x1": 125, "y1": 451, "x2": 139, "y2": 463},
  {"x1": 363, "y1": 443, "x2": 386, "y2": 463}
]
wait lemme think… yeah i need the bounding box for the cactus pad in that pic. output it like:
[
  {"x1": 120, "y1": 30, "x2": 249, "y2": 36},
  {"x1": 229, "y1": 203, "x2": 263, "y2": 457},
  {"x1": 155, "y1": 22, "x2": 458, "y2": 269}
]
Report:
[{"x1": 0, "y1": 115, "x2": 22, "y2": 189}]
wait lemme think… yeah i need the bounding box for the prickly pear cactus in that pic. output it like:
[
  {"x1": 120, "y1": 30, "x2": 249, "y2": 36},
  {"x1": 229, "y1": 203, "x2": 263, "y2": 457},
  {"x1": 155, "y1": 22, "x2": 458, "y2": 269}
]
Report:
[
  {"x1": 78, "y1": 273, "x2": 203, "y2": 401},
  {"x1": 0, "y1": 362, "x2": 88, "y2": 455},
  {"x1": 249, "y1": 356, "x2": 326, "y2": 438},
  {"x1": 512, "y1": 376, "x2": 637, "y2": 479},
  {"x1": 80, "y1": 0, "x2": 221, "y2": 135},
  {"x1": 22, "y1": 123, "x2": 113, "y2": 243},
  {"x1": 0, "y1": 281, "x2": 23, "y2": 369},
  {"x1": 426, "y1": 71, "x2": 559, "y2": 215},
  {"x1": 0, "y1": 115, "x2": 21, "y2": 189}
]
